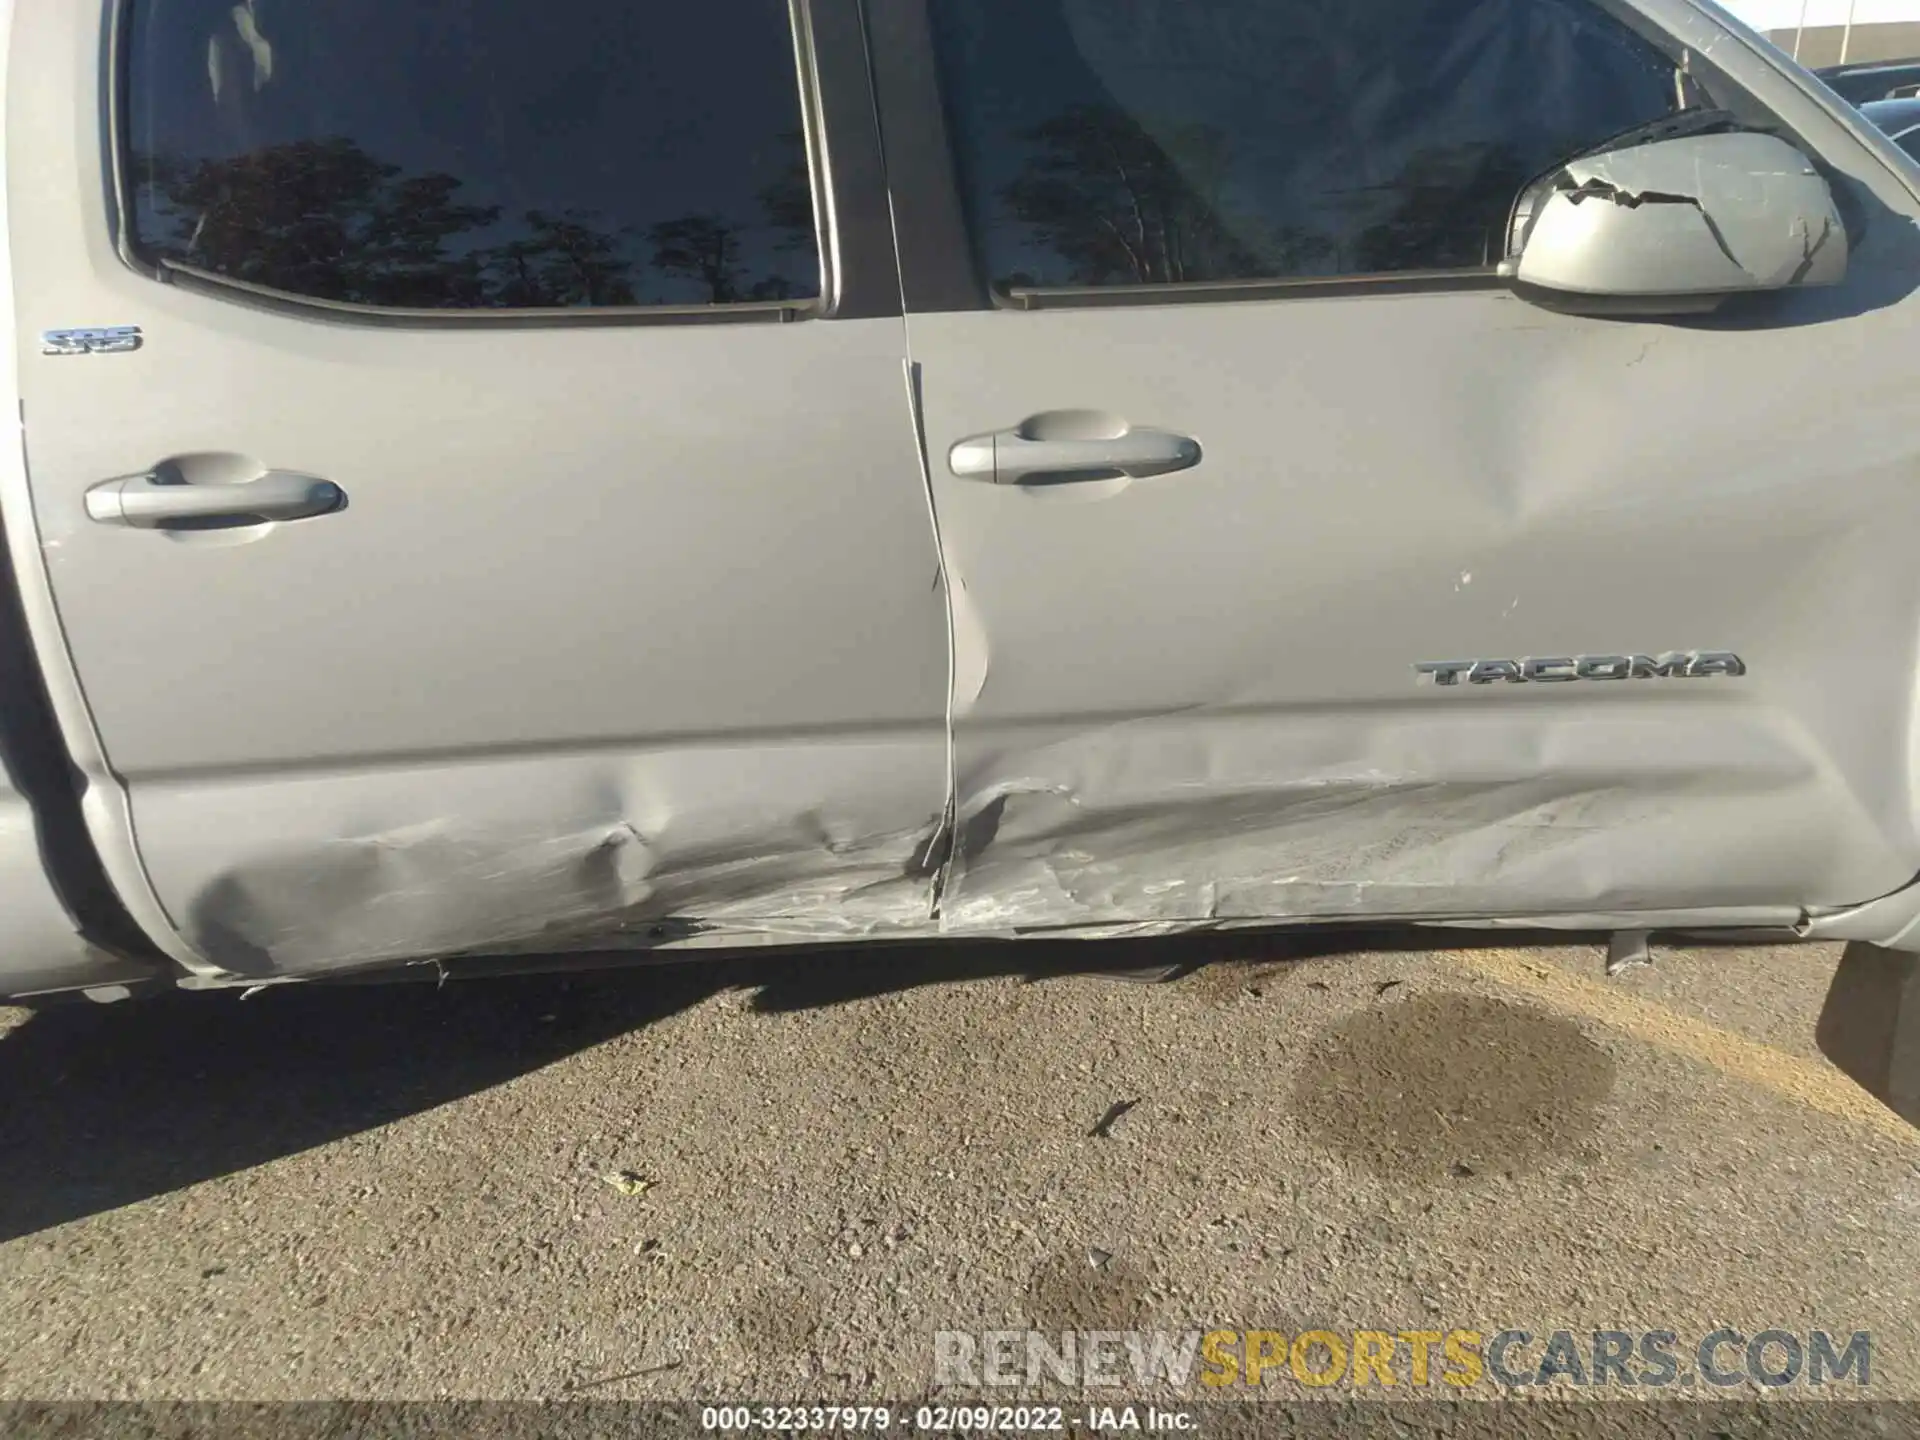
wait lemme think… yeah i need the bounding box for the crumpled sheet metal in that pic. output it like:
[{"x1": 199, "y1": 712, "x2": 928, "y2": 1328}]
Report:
[
  {"x1": 138, "y1": 738, "x2": 945, "y2": 977},
  {"x1": 933, "y1": 703, "x2": 1899, "y2": 936}
]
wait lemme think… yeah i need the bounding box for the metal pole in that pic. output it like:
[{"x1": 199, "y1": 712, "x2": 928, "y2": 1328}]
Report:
[
  {"x1": 1793, "y1": 0, "x2": 1810, "y2": 59},
  {"x1": 1839, "y1": 0, "x2": 1858, "y2": 63}
]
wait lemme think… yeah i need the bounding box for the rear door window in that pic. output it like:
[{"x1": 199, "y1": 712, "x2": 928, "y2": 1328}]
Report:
[{"x1": 123, "y1": 0, "x2": 820, "y2": 309}]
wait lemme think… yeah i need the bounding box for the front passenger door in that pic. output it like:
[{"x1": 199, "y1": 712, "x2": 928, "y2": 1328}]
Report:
[{"x1": 877, "y1": 0, "x2": 1920, "y2": 934}]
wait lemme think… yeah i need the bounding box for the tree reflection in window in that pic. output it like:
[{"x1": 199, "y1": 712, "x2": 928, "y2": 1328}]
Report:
[
  {"x1": 135, "y1": 137, "x2": 818, "y2": 309},
  {"x1": 998, "y1": 105, "x2": 1261, "y2": 287},
  {"x1": 937, "y1": 0, "x2": 1685, "y2": 297},
  {"x1": 992, "y1": 106, "x2": 1536, "y2": 290}
]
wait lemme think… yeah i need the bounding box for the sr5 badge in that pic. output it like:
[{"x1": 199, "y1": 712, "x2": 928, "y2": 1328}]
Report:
[{"x1": 42, "y1": 326, "x2": 142, "y2": 356}]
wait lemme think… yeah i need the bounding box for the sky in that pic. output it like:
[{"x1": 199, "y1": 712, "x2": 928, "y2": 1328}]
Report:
[{"x1": 1722, "y1": 0, "x2": 1920, "y2": 29}]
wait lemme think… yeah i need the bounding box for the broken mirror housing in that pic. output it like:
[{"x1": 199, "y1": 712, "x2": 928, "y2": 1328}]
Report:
[{"x1": 1502, "y1": 131, "x2": 1847, "y2": 313}]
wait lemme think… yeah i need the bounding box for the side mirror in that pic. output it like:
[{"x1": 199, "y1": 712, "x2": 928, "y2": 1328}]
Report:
[{"x1": 1503, "y1": 131, "x2": 1847, "y2": 315}]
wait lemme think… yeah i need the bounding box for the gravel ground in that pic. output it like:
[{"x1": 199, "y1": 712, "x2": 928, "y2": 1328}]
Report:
[{"x1": 0, "y1": 932, "x2": 1915, "y2": 1423}]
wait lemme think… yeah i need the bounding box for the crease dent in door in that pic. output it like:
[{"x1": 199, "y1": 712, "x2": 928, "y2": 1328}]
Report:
[
  {"x1": 937, "y1": 731, "x2": 1823, "y2": 935},
  {"x1": 156, "y1": 746, "x2": 948, "y2": 978}
]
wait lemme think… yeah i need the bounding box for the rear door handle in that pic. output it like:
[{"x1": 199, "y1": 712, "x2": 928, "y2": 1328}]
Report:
[
  {"x1": 86, "y1": 470, "x2": 345, "y2": 528},
  {"x1": 948, "y1": 424, "x2": 1201, "y2": 485}
]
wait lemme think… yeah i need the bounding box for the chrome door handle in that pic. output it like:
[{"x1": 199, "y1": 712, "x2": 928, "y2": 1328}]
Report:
[
  {"x1": 86, "y1": 470, "x2": 345, "y2": 528},
  {"x1": 948, "y1": 425, "x2": 1201, "y2": 485}
]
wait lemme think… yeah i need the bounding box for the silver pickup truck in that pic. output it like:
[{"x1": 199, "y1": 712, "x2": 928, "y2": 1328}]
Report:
[{"x1": 8, "y1": 0, "x2": 1920, "y2": 1063}]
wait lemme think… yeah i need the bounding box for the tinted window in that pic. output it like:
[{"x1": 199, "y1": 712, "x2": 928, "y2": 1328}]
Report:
[
  {"x1": 1899, "y1": 131, "x2": 1920, "y2": 161},
  {"x1": 929, "y1": 0, "x2": 1684, "y2": 293},
  {"x1": 125, "y1": 0, "x2": 819, "y2": 309}
]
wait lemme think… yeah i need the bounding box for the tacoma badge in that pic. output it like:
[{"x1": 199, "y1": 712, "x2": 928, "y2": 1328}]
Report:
[{"x1": 1415, "y1": 652, "x2": 1746, "y2": 686}]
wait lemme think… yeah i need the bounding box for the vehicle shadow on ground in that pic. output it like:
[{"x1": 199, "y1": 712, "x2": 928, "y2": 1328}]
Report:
[{"x1": 0, "y1": 925, "x2": 1570, "y2": 1242}]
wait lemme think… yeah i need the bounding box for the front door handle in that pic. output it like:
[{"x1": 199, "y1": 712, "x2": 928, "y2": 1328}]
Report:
[
  {"x1": 948, "y1": 420, "x2": 1201, "y2": 486},
  {"x1": 86, "y1": 469, "x2": 345, "y2": 528}
]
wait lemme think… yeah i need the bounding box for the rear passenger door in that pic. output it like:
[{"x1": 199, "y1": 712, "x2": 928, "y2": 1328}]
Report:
[
  {"x1": 875, "y1": 0, "x2": 1920, "y2": 934},
  {"x1": 7, "y1": 0, "x2": 947, "y2": 977}
]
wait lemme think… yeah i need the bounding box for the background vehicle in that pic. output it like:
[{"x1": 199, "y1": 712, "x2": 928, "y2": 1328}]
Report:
[
  {"x1": 1862, "y1": 96, "x2": 1920, "y2": 155},
  {"x1": 1814, "y1": 58, "x2": 1920, "y2": 104},
  {"x1": 8, "y1": 0, "x2": 1920, "y2": 1076}
]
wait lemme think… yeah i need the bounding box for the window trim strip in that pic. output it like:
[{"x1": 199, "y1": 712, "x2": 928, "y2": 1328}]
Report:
[
  {"x1": 149, "y1": 259, "x2": 821, "y2": 327},
  {"x1": 998, "y1": 269, "x2": 1511, "y2": 311}
]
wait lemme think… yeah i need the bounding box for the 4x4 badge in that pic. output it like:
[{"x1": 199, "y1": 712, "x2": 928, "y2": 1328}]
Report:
[{"x1": 42, "y1": 326, "x2": 142, "y2": 356}]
